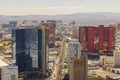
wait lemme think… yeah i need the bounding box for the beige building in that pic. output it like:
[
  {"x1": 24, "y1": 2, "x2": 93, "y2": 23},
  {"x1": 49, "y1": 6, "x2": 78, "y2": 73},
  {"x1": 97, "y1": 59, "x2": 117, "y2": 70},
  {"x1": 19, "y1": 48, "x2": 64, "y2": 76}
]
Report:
[
  {"x1": 104, "y1": 55, "x2": 114, "y2": 67},
  {"x1": 69, "y1": 54, "x2": 88, "y2": 80},
  {"x1": 0, "y1": 65, "x2": 18, "y2": 80}
]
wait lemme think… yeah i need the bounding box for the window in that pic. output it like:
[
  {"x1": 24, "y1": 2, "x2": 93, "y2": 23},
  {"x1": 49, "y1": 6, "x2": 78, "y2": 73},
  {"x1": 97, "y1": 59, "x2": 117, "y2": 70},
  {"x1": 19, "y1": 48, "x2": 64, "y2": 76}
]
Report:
[{"x1": 11, "y1": 75, "x2": 16, "y2": 80}]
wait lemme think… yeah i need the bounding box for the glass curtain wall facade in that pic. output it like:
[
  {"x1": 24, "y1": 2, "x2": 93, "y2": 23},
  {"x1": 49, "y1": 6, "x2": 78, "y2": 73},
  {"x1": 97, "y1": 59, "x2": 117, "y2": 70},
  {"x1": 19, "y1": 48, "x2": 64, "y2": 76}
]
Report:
[{"x1": 12, "y1": 29, "x2": 49, "y2": 73}]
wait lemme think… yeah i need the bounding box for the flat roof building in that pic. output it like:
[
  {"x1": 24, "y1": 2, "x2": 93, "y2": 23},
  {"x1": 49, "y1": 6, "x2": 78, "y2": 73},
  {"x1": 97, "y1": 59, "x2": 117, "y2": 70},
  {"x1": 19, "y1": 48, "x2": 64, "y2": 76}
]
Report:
[
  {"x1": 0, "y1": 64, "x2": 18, "y2": 80},
  {"x1": 78, "y1": 25, "x2": 115, "y2": 54},
  {"x1": 69, "y1": 54, "x2": 88, "y2": 80},
  {"x1": 114, "y1": 25, "x2": 120, "y2": 68},
  {"x1": 12, "y1": 28, "x2": 49, "y2": 75},
  {"x1": 68, "y1": 42, "x2": 81, "y2": 58}
]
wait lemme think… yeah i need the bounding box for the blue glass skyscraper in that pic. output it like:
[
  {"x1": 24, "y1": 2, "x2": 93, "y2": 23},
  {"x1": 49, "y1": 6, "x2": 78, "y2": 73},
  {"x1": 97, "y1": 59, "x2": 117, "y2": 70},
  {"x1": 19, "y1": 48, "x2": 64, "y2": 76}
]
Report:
[{"x1": 12, "y1": 28, "x2": 49, "y2": 74}]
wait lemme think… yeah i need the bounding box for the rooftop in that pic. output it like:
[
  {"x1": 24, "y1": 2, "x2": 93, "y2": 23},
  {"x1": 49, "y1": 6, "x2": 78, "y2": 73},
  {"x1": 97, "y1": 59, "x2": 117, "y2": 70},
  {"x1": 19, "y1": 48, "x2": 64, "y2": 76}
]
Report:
[{"x1": 0, "y1": 59, "x2": 8, "y2": 67}]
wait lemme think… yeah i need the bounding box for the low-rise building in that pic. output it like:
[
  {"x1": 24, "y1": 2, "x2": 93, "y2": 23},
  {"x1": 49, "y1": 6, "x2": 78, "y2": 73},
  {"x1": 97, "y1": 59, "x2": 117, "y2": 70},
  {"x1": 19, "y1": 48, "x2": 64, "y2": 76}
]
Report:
[
  {"x1": 0, "y1": 64, "x2": 18, "y2": 80},
  {"x1": 104, "y1": 55, "x2": 114, "y2": 67}
]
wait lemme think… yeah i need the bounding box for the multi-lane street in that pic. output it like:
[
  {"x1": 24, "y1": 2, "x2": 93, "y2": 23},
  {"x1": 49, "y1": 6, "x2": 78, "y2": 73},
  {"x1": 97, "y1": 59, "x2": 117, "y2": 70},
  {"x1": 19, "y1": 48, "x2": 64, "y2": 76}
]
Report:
[
  {"x1": 49, "y1": 38, "x2": 64, "y2": 80},
  {"x1": 47, "y1": 36, "x2": 69, "y2": 80}
]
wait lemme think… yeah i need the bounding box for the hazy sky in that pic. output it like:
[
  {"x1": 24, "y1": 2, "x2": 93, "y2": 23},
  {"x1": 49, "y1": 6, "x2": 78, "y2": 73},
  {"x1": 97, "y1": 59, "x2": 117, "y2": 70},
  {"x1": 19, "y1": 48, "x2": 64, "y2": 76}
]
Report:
[{"x1": 0, "y1": 0, "x2": 120, "y2": 15}]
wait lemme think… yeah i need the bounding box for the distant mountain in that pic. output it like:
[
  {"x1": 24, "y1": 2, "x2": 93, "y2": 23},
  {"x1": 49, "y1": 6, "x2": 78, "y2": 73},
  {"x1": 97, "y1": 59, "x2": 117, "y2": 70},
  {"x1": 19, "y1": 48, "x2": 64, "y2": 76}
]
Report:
[{"x1": 0, "y1": 12, "x2": 120, "y2": 26}]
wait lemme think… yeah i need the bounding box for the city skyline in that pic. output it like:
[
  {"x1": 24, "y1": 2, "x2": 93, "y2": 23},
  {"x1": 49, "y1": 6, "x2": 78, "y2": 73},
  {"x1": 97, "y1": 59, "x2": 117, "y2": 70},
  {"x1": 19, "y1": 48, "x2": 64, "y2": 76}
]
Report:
[{"x1": 0, "y1": 0, "x2": 120, "y2": 15}]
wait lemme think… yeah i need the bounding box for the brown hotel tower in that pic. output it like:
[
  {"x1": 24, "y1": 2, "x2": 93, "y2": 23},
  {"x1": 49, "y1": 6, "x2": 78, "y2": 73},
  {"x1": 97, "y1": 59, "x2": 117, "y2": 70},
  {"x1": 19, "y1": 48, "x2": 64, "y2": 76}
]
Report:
[
  {"x1": 69, "y1": 54, "x2": 88, "y2": 80},
  {"x1": 42, "y1": 23, "x2": 55, "y2": 48}
]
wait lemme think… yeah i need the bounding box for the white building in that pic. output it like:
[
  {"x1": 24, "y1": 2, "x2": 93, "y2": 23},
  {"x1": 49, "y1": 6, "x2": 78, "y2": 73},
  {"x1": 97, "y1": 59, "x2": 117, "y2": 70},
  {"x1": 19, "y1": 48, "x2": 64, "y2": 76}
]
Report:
[
  {"x1": 68, "y1": 42, "x2": 81, "y2": 58},
  {"x1": 114, "y1": 51, "x2": 120, "y2": 67},
  {"x1": 0, "y1": 64, "x2": 18, "y2": 80},
  {"x1": 114, "y1": 25, "x2": 120, "y2": 67}
]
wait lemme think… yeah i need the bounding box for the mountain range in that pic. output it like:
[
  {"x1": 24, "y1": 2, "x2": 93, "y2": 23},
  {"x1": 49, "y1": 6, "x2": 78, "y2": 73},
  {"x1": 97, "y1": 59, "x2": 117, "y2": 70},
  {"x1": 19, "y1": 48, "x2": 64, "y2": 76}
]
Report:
[{"x1": 0, "y1": 12, "x2": 120, "y2": 26}]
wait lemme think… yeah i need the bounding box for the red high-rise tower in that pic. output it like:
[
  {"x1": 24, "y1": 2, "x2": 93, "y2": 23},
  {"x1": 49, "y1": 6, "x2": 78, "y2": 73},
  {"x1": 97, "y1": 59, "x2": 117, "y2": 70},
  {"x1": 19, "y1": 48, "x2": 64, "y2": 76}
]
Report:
[
  {"x1": 88, "y1": 26, "x2": 94, "y2": 52},
  {"x1": 99, "y1": 25, "x2": 104, "y2": 50},
  {"x1": 79, "y1": 27, "x2": 81, "y2": 42},
  {"x1": 108, "y1": 26, "x2": 113, "y2": 52}
]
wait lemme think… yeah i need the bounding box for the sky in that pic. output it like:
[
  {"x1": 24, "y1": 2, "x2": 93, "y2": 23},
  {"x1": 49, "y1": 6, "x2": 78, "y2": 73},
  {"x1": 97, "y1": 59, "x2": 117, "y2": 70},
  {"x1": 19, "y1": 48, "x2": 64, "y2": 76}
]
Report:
[{"x1": 0, "y1": 0, "x2": 120, "y2": 15}]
